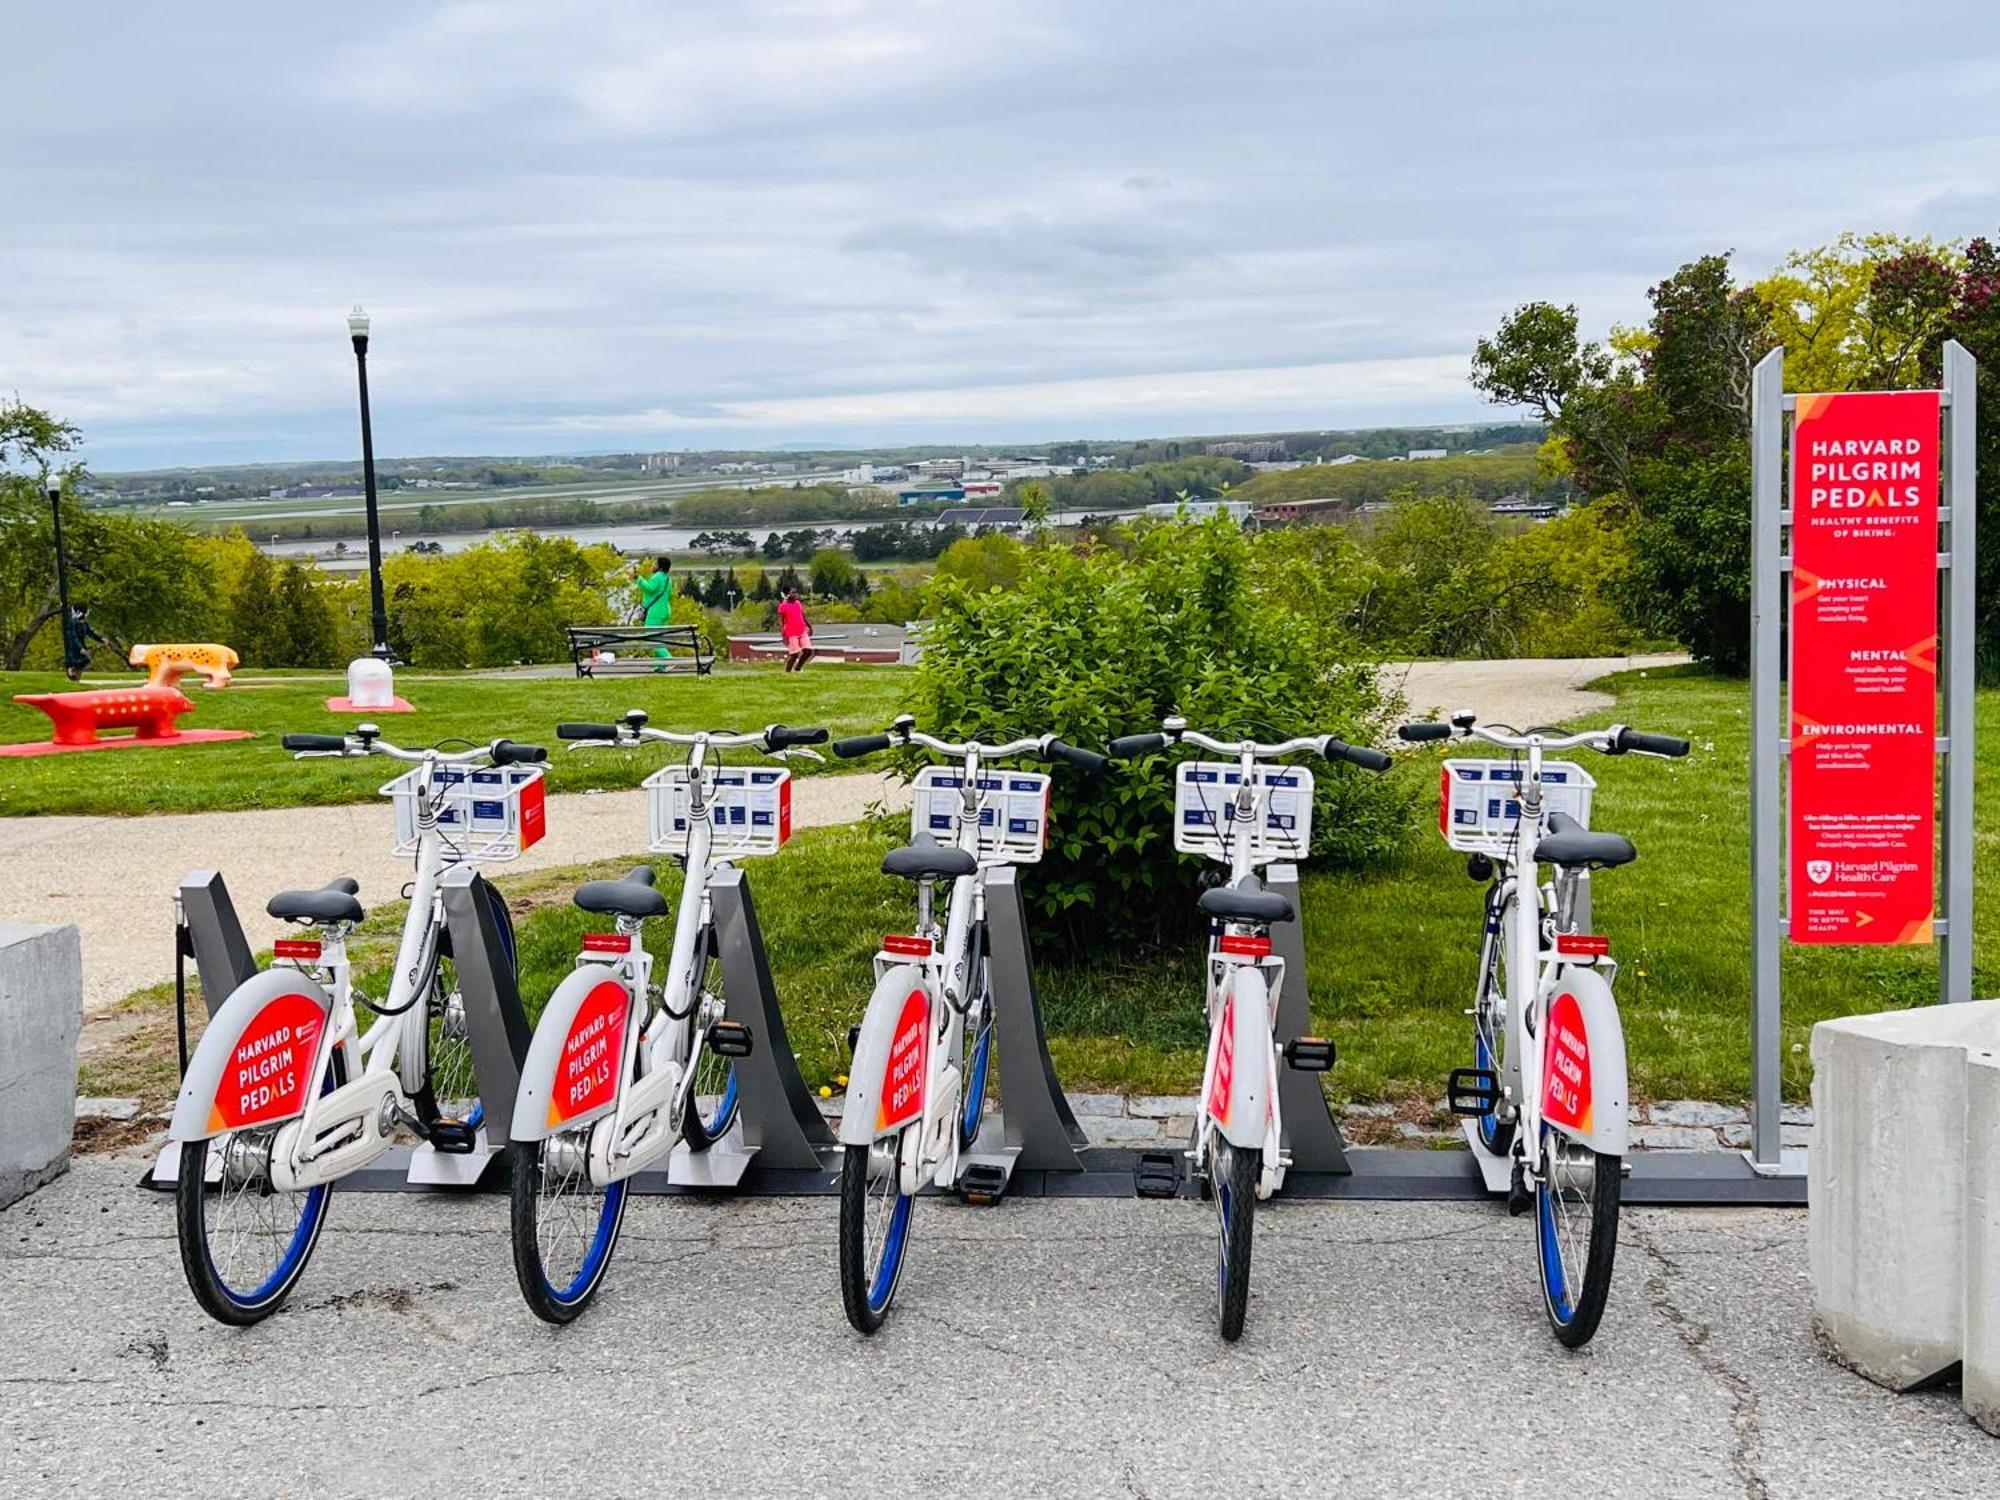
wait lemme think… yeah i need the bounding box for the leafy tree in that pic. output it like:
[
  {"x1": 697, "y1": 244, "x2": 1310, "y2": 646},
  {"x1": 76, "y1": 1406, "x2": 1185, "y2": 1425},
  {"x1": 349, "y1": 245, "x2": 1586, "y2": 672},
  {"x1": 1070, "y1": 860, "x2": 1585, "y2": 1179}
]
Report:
[{"x1": 807, "y1": 547, "x2": 859, "y2": 598}]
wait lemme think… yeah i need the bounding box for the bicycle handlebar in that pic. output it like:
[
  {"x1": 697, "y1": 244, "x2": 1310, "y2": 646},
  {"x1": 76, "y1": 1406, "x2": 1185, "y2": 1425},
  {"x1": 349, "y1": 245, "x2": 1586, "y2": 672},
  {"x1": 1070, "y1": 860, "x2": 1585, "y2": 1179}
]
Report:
[
  {"x1": 283, "y1": 728, "x2": 546, "y2": 765},
  {"x1": 281, "y1": 733, "x2": 348, "y2": 753},
  {"x1": 1397, "y1": 715, "x2": 1690, "y2": 759},
  {"x1": 1110, "y1": 721, "x2": 1390, "y2": 773},
  {"x1": 833, "y1": 719, "x2": 1104, "y2": 771},
  {"x1": 557, "y1": 715, "x2": 826, "y2": 757}
]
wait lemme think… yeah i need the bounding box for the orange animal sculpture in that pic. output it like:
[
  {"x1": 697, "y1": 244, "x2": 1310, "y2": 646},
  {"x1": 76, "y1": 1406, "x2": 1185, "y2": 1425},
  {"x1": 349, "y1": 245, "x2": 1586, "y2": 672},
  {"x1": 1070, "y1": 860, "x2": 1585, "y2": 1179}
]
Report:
[
  {"x1": 129, "y1": 642, "x2": 238, "y2": 688},
  {"x1": 13, "y1": 682, "x2": 198, "y2": 746}
]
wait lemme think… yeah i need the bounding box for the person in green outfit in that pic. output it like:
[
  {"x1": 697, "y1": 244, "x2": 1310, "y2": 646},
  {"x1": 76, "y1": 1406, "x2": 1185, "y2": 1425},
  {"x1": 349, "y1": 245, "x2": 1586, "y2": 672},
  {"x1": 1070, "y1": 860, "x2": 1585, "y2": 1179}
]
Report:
[{"x1": 637, "y1": 555, "x2": 674, "y2": 661}]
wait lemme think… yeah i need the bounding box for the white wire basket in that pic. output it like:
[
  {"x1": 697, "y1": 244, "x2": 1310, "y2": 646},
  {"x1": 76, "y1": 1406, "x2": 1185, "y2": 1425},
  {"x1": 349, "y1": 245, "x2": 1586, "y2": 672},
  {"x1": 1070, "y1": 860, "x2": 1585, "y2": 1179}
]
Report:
[
  {"x1": 646, "y1": 764, "x2": 793, "y2": 859},
  {"x1": 909, "y1": 766, "x2": 1050, "y2": 864},
  {"x1": 382, "y1": 764, "x2": 547, "y2": 864},
  {"x1": 1438, "y1": 758, "x2": 1595, "y2": 856},
  {"x1": 1172, "y1": 761, "x2": 1315, "y2": 865}
]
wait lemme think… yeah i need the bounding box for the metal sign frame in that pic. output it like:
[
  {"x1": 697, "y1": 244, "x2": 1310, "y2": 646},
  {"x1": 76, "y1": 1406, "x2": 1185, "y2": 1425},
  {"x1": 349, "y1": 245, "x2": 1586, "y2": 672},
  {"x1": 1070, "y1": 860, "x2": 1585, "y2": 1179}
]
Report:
[{"x1": 1749, "y1": 341, "x2": 1978, "y2": 1173}]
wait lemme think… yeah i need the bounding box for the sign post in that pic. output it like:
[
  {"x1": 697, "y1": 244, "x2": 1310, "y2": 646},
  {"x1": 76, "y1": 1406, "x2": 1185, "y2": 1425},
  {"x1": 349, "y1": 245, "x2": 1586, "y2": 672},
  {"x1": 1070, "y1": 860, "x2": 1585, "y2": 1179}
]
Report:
[{"x1": 1747, "y1": 342, "x2": 1978, "y2": 1175}]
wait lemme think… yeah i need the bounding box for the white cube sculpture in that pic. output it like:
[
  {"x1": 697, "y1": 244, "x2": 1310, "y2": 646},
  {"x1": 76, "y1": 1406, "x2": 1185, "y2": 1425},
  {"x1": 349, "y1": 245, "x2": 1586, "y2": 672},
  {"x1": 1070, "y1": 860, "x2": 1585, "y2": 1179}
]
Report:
[
  {"x1": 1809, "y1": 1000, "x2": 2000, "y2": 1392},
  {"x1": 346, "y1": 655, "x2": 396, "y2": 709}
]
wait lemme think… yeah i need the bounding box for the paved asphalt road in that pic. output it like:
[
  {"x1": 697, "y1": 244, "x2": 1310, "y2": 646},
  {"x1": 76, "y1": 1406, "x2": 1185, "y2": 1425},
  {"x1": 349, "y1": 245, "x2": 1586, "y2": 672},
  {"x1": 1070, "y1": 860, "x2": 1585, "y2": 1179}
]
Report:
[{"x1": 2, "y1": 1163, "x2": 1989, "y2": 1497}]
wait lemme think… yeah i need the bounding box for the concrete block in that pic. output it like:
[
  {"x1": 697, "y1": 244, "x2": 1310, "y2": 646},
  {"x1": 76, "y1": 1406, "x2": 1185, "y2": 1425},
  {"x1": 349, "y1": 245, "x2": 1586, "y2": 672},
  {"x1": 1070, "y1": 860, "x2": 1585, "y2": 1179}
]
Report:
[
  {"x1": 0, "y1": 923, "x2": 83, "y2": 1209},
  {"x1": 1965, "y1": 1048, "x2": 2000, "y2": 1436},
  {"x1": 1065, "y1": 1092, "x2": 1124, "y2": 1117},
  {"x1": 1809, "y1": 1000, "x2": 2000, "y2": 1392},
  {"x1": 1651, "y1": 1099, "x2": 1748, "y2": 1127},
  {"x1": 1125, "y1": 1093, "x2": 1198, "y2": 1119},
  {"x1": 1084, "y1": 1115, "x2": 1173, "y2": 1144}
]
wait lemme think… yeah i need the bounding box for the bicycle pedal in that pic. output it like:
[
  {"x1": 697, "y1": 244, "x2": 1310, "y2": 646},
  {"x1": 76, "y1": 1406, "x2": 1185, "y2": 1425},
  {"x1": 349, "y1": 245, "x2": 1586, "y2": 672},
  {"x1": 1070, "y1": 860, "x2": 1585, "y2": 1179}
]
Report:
[
  {"x1": 1134, "y1": 1151, "x2": 1183, "y2": 1199},
  {"x1": 1446, "y1": 1067, "x2": 1501, "y2": 1117},
  {"x1": 1283, "y1": 1036, "x2": 1336, "y2": 1072},
  {"x1": 957, "y1": 1162, "x2": 1009, "y2": 1205},
  {"x1": 706, "y1": 1020, "x2": 754, "y2": 1059},
  {"x1": 426, "y1": 1118, "x2": 480, "y2": 1155},
  {"x1": 1507, "y1": 1161, "x2": 1532, "y2": 1217}
]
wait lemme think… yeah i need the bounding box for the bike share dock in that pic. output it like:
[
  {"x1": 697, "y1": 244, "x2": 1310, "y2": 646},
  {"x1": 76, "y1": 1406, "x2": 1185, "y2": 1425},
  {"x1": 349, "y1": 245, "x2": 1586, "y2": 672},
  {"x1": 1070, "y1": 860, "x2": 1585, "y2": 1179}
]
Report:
[{"x1": 148, "y1": 868, "x2": 1804, "y2": 1206}]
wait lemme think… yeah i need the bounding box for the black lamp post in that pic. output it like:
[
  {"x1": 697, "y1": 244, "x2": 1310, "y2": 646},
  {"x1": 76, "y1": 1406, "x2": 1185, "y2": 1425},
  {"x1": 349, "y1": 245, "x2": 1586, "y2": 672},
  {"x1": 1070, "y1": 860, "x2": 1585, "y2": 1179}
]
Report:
[
  {"x1": 47, "y1": 480, "x2": 71, "y2": 625},
  {"x1": 348, "y1": 305, "x2": 392, "y2": 659}
]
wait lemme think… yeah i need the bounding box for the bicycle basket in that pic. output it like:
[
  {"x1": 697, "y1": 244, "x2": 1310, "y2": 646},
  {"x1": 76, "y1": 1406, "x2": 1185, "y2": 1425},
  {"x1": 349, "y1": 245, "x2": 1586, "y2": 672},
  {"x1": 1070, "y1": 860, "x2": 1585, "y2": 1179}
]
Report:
[
  {"x1": 909, "y1": 766, "x2": 1050, "y2": 864},
  {"x1": 646, "y1": 764, "x2": 792, "y2": 859},
  {"x1": 382, "y1": 764, "x2": 547, "y2": 864},
  {"x1": 1172, "y1": 761, "x2": 1314, "y2": 865},
  {"x1": 1438, "y1": 758, "x2": 1595, "y2": 857}
]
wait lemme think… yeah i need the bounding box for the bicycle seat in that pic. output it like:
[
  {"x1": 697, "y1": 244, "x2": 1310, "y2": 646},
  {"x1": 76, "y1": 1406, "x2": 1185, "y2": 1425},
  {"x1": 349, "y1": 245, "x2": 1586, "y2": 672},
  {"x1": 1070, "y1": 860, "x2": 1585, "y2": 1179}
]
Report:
[
  {"x1": 1540, "y1": 811, "x2": 1637, "y2": 869},
  {"x1": 573, "y1": 866, "x2": 670, "y2": 919},
  {"x1": 1197, "y1": 875, "x2": 1294, "y2": 925},
  {"x1": 881, "y1": 836, "x2": 979, "y2": 882},
  {"x1": 267, "y1": 877, "x2": 364, "y2": 925}
]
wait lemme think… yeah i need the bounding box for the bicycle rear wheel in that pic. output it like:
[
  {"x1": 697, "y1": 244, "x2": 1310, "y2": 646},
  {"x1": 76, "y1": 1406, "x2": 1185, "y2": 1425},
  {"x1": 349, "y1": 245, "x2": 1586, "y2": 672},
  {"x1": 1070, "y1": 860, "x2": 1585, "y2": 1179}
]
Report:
[
  {"x1": 511, "y1": 1130, "x2": 629, "y2": 1324},
  {"x1": 839, "y1": 1139, "x2": 913, "y2": 1334},
  {"x1": 679, "y1": 935, "x2": 739, "y2": 1153},
  {"x1": 1535, "y1": 1125, "x2": 1620, "y2": 1347},
  {"x1": 175, "y1": 1053, "x2": 343, "y2": 1326},
  {"x1": 1214, "y1": 1141, "x2": 1259, "y2": 1342}
]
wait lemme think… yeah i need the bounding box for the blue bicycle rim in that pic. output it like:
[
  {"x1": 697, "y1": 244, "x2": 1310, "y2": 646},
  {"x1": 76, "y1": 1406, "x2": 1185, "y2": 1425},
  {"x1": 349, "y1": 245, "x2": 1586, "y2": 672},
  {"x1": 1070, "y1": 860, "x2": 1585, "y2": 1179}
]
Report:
[
  {"x1": 1475, "y1": 1031, "x2": 1502, "y2": 1151},
  {"x1": 868, "y1": 1191, "x2": 913, "y2": 1314},
  {"x1": 208, "y1": 1182, "x2": 329, "y2": 1309},
  {"x1": 702, "y1": 1068, "x2": 740, "y2": 1137},
  {"x1": 544, "y1": 1177, "x2": 628, "y2": 1306},
  {"x1": 961, "y1": 1023, "x2": 992, "y2": 1143}
]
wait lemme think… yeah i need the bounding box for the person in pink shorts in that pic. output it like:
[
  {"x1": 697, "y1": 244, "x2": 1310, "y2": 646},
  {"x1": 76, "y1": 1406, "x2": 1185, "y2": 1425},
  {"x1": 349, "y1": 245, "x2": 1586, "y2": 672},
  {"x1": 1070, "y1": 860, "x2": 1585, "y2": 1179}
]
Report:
[{"x1": 777, "y1": 589, "x2": 813, "y2": 672}]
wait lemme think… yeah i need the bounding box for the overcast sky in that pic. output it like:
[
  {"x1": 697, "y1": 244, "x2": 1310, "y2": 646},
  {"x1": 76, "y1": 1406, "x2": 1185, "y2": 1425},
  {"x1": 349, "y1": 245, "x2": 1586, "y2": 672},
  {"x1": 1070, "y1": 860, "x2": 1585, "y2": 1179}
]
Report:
[{"x1": 9, "y1": 2, "x2": 2000, "y2": 471}]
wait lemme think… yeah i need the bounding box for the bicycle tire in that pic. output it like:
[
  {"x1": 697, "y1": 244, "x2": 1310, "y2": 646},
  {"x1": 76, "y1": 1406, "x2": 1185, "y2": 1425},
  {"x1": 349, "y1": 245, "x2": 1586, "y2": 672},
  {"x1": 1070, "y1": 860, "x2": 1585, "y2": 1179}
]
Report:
[
  {"x1": 1474, "y1": 889, "x2": 1516, "y2": 1158},
  {"x1": 839, "y1": 1141, "x2": 913, "y2": 1334},
  {"x1": 1215, "y1": 1141, "x2": 1259, "y2": 1342},
  {"x1": 957, "y1": 959, "x2": 994, "y2": 1153},
  {"x1": 678, "y1": 932, "x2": 739, "y2": 1154},
  {"x1": 510, "y1": 1137, "x2": 629, "y2": 1325},
  {"x1": 1535, "y1": 1126, "x2": 1620, "y2": 1347},
  {"x1": 175, "y1": 1051, "x2": 344, "y2": 1326}
]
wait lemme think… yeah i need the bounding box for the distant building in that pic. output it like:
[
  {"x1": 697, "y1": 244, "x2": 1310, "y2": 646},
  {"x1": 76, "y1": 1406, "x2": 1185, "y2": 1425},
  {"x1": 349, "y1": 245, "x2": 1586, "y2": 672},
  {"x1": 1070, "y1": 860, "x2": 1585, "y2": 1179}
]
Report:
[
  {"x1": 1324, "y1": 453, "x2": 1366, "y2": 465},
  {"x1": 914, "y1": 458, "x2": 965, "y2": 480},
  {"x1": 1206, "y1": 440, "x2": 1286, "y2": 462},
  {"x1": 1407, "y1": 448, "x2": 1448, "y2": 461},
  {"x1": 935, "y1": 506, "x2": 1027, "y2": 531},
  {"x1": 961, "y1": 480, "x2": 1004, "y2": 499},
  {"x1": 1253, "y1": 497, "x2": 1351, "y2": 527},
  {"x1": 1142, "y1": 499, "x2": 1252, "y2": 524},
  {"x1": 641, "y1": 453, "x2": 681, "y2": 472},
  {"x1": 899, "y1": 486, "x2": 966, "y2": 506}
]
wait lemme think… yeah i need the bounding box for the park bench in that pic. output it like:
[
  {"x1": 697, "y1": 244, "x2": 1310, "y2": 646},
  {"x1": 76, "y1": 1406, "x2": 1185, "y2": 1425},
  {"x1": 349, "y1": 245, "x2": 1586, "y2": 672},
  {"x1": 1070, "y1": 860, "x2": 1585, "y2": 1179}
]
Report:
[{"x1": 566, "y1": 624, "x2": 714, "y2": 678}]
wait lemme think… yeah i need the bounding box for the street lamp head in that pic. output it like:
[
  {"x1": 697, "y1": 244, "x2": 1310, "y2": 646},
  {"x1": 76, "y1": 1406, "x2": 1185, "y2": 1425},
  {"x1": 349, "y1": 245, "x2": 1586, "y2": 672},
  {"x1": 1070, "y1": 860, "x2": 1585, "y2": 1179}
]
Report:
[{"x1": 348, "y1": 305, "x2": 371, "y2": 343}]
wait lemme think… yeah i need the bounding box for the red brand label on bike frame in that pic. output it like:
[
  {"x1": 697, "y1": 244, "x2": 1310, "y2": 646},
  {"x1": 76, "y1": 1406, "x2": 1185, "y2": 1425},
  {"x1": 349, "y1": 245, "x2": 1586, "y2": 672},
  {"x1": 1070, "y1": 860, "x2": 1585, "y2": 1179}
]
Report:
[
  {"x1": 875, "y1": 988, "x2": 928, "y2": 1132},
  {"x1": 208, "y1": 992, "x2": 324, "y2": 1134},
  {"x1": 517, "y1": 776, "x2": 547, "y2": 851},
  {"x1": 546, "y1": 979, "x2": 627, "y2": 1129},
  {"x1": 1542, "y1": 990, "x2": 1593, "y2": 1134},
  {"x1": 1207, "y1": 987, "x2": 1236, "y2": 1127}
]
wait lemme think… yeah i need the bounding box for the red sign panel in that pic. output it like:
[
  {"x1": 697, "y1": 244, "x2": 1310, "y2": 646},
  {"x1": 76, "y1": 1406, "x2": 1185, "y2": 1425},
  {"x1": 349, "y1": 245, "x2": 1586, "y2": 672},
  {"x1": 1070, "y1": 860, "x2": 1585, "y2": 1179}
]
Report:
[
  {"x1": 1542, "y1": 991, "x2": 1594, "y2": 1135},
  {"x1": 546, "y1": 979, "x2": 627, "y2": 1129},
  {"x1": 875, "y1": 988, "x2": 929, "y2": 1132},
  {"x1": 208, "y1": 991, "x2": 324, "y2": 1133},
  {"x1": 1789, "y1": 390, "x2": 1939, "y2": 944}
]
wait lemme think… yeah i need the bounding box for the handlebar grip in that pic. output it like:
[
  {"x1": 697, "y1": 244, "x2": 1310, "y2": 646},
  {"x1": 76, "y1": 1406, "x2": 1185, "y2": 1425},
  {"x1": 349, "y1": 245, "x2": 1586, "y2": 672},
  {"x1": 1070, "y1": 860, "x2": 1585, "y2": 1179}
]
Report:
[
  {"x1": 1045, "y1": 739, "x2": 1108, "y2": 774},
  {"x1": 558, "y1": 722, "x2": 620, "y2": 741},
  {"x1": 833, "y1": 733, "x2": 893, "y2": 759},
  {"x1": 1107, "y1": 733, "x2": 1169, "y2": 759},
  {"x1": 492, "y1": 739, "x2": 548, "y2": 765},
  {"x1": 765, "y1": 724, "x2": 831, "y2": 750},
  {"x1": 281, "y1": 733, "x2": 348, "y2": 752},
  {"x1": 1614, "y1": 728, "x2": 1691, "y2": 758},
  {"x1": 1397, "y1": 723, "x2": 1453, "y2": 743},
  {"x1": 1328, "y1": 740, "x2": 1393, "y2": 773}
]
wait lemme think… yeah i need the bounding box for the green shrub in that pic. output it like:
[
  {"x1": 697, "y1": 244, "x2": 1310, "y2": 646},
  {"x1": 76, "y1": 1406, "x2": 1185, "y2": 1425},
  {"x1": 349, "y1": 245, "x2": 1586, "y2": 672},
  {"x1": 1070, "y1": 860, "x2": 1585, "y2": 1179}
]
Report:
[{"x1": 904, "y1": 517, "x2": 1410, "y2": 952}]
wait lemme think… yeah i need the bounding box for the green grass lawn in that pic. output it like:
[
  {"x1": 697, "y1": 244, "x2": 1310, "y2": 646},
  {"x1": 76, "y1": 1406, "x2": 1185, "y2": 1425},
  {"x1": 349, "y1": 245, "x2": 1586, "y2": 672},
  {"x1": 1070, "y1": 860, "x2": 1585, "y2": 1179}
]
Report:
[
  {"x1": 76, "y1": 665, "x2": 1997, "y2": 1112},
  {"x1": 0, "y1": 664, "x2": 912, "y2": 816}
]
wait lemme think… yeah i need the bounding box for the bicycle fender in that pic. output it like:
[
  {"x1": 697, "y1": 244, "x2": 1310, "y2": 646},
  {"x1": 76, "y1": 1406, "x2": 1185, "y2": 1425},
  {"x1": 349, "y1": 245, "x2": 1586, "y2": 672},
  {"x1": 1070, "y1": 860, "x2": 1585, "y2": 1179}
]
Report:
[
  {"x1": 168, "y1": 969, "x2": 332, "y2": 1143},
  {"x1": 510, "y1": 964, "x2": 632, "y2": 1144},
  {"x1": 1540, "y1": 966, "x2": 1629, "y2": 1156},
  {"x1": 1206, "y1": 966, "x2": 1276, "y2": 1151},
  {"x1": 840, "y1": 965, "x2": 930, "y2": 1146}
]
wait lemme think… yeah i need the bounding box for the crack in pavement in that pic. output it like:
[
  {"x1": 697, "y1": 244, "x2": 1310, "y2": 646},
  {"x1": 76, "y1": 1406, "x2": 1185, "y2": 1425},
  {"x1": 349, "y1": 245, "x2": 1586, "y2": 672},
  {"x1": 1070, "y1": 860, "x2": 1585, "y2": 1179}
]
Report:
[{"x1": 1632, "y1": 1217, "x2": 1768, "y2": 1500}]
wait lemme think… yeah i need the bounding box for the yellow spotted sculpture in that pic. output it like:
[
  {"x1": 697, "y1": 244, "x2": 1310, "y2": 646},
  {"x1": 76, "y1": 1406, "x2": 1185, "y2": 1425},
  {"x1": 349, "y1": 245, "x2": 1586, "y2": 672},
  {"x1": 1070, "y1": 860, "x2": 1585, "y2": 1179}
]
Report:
[{"x1": 129, "y1": 643, "x2": 239, "y2": 689}]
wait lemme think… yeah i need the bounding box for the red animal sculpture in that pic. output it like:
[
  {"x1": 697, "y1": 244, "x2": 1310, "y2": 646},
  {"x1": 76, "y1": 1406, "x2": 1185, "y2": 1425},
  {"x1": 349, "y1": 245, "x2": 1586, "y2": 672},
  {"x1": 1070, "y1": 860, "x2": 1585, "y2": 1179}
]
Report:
[{"x1": 13, "y1": 682, "x2": 198, "y2": 746}]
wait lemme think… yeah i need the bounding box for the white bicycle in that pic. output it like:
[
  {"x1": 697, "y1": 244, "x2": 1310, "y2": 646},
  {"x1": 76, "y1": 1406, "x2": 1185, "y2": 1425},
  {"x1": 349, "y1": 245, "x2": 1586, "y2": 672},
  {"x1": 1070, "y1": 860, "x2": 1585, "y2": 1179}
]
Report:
[
  {"x1": 1109, "y1": 716, "x2": 1389, "y2": 1340},
  {"x1": 1400, "y1": 712, "x2": 1687, "y2": 1346},
  {"x1": 506, "y1": 711, "x2": 827, "y2": 1324},
  {"x1": 828, "y1": 715, "x2": 1105, "y2": 1333},
  {"x1": 168, "y1": 726, "x2": 547, "y2": 1324}
]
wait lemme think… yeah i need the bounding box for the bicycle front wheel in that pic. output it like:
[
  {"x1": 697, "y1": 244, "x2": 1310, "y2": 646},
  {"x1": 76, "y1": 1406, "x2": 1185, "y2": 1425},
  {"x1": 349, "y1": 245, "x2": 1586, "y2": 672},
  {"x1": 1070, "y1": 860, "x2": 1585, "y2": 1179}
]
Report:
[
  {"x1": 1534, "y1": 1126, "x2": 1620, "y2": 1347},
  {"x1": 511, "y1": 1131, "x2": 629, "y2": 1325},
  {"x1": 839, "y1": 1141, "x2": 913, "y2": 1334},
  {"x1": 1214, "y1": 1141, "x2": 1259, "y2": 1342},
  {"x1": 1472, "y1": 888, "x2": 1515, "y2": 1157},
  {"x1": 957, "y1": 972, "x2": 994, "y2": 1152},
  {"x1": 679, "y1": 938, "x2": 739, "y2": 1153}
]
